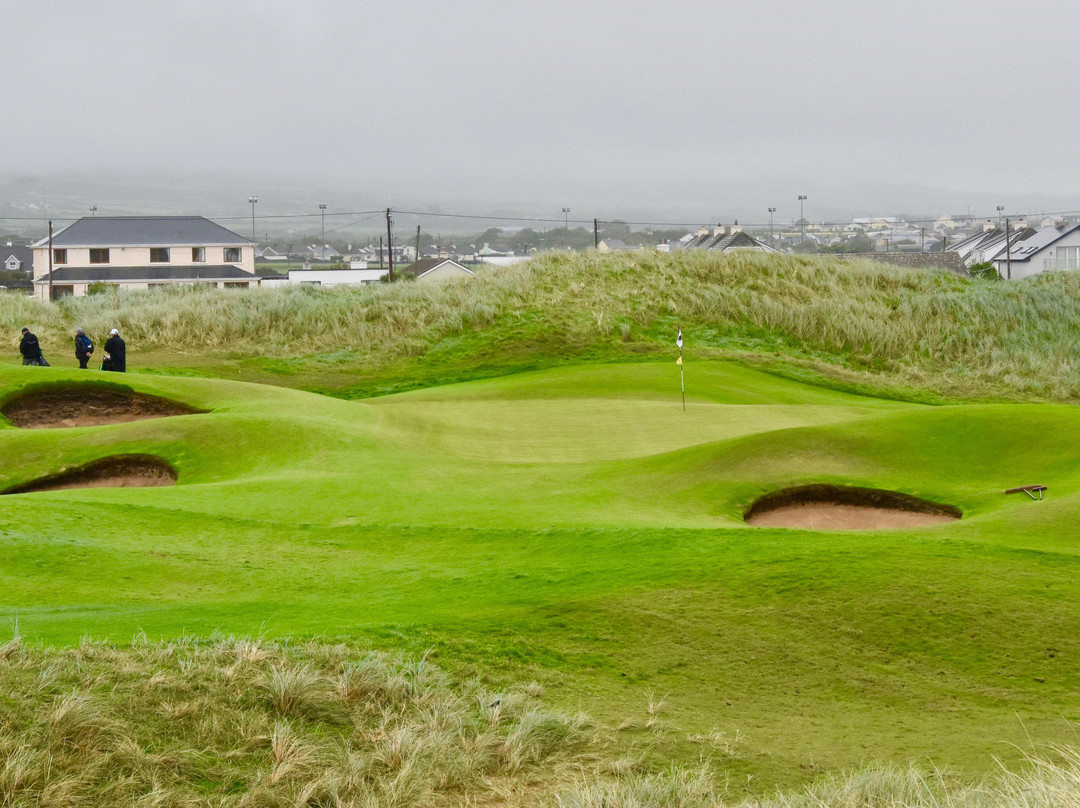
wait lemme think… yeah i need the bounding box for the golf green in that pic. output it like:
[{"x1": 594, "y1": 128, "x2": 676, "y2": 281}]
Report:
[{"x1": 1, "y1": 359, "x2": 1077, "y2": 787}]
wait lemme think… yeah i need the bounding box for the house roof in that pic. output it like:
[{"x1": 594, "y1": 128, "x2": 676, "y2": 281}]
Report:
[
  {"x1": 1, "y1": 245, "x2": 32, "y2": 271},
  {"x1": 403, "y1": 258, "x2": 474, "y2": 278},
  {"x1": 33, "y1": 266, "x2": 259, "y2": 284},
  {"x1": 987, "y1": 224, "x2": 1080, "y2": 263},
  {"x1": 35, "y1": 216, "x2": 251, "y2": 248},
  {"x1": 678, "y1": 229, "x2": 778, "y2": 253}
]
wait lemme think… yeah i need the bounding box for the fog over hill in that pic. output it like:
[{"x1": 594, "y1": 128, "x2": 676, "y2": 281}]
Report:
[{"x1": 3, "y1": 171, "x2": 1080, "y2": 243}]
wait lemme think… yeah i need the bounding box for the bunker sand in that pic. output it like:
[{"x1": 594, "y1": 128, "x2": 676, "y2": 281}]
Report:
[
  {"x1": 2, "y1": 387, "x2": 201, "y2": 428},
  {"x1": 3, "y1": 455, "x2": 177, "y2": 494},
  {"x1": 747, "y1": 502, "x2": 957, "y2": 530},
  {"x1": 745, "y1": 484, "x2": 960, "y2": 531}
]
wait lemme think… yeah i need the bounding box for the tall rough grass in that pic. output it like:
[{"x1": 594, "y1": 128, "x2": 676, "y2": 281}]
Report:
[
  {"x1": 7, "y1": 250, "x2": 1080, "y2": 398},
  {"x1": 5, "y1": 634, "x2": 1080, "y2": 806},
  {"x1": 0, "y1": 635, "x2": 590, "y2": 807},
  {"x1": 555, "y1": 750, "x2": 1080, "y2": 808}
]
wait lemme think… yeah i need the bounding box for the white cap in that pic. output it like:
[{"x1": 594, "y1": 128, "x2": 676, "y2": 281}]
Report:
[{"x1": 109, "y1": 328, "x2": 119, "y2": 335}]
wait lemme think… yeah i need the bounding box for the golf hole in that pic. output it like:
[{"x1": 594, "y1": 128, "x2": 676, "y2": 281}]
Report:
[
  {"x1": 745, "y1": 484, "x2": 960, "y2": 530},
  {"x1": 3, "y1": 454, "x2": 178, "y2": 494},
  {"x1": 2, "y1": 386, "x2": 202, "y2": 428}
]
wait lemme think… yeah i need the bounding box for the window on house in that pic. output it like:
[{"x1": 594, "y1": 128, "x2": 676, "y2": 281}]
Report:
[
  {"x1": 89, "y1": 248, "x2": 110, "y2": 264},
  {"x1": 192, "y1": 247, "x2": 206, "y2": 262},
  {"x1": 224, "y1": 282, "x2": 248, "y2": 288},
  {"x1": 50, "y1": 285, "x2": 74, "y2": 299},
  {"x1": 53, "y1": 249, "x2": 67, "y2": 264},
  {"x1": 224, "y1": 247, "x2": 242, "y2": 262},
  {"x1": 150, "y1": 248, "x2": 170, "y2": 263},
  {"x1": 1059, "y1": 246, "x2": 1080, "y2": 269}
]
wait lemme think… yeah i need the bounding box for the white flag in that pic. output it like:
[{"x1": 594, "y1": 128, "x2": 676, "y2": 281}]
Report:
[{"x1": 676, "y1": 328, "x2": 683, "y2": 350}]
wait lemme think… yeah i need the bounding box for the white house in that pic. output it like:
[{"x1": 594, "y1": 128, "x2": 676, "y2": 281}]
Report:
[
  {"x1": 988, "y1": 222, "x2": 1080, "y2": 280},
  {"x1": 285, "y1": 267, "x2": 388, "y2": 286},
  {"x1": 31, "y1": 216, "x2": 258, "y2": 299},
  {"x1": 2, "y1": 243, "x2": 32, "y2": 273}
]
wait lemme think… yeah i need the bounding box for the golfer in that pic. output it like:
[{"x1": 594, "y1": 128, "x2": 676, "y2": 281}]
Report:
[
  {"x1": 18, "y1": 327, "x2": 46, "y2": 366},
  {"x1": 102, "y1": 328, "x2": 126, "y2": 372},
  {"x1": 73, "y1": 327, "x2": 94, "y2": 369}
]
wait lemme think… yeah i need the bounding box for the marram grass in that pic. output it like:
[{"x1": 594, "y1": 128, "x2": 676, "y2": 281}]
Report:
[
  {"x1": 5, "y1": 635, "x2": 1080, "y2": 807},
  {"x1": 8, "y1": 250, "x2": 1080, "y2": 400},
  {"x1": 0, "y1": 633, "x2": 591, "y2": 807}
]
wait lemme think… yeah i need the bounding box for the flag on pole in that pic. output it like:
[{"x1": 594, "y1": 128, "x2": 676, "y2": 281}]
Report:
[
  {"x1": 676, "y1": 356, "x2": 682, "y2": 365},
  {"x1": 676, "y1": 328, "x2": 683, "y2": 349}
]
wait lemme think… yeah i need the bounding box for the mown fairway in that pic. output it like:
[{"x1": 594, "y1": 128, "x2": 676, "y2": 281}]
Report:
[{"x1": 2, "y1": 347, "x2": 1080, "y2": 792}]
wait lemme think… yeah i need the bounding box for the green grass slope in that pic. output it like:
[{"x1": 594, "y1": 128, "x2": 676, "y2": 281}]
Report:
[
  {"x1": 7, "y1": 249, "x2": 1080, "y2": 401},
  {"x1": 2, "y1": 355, "x2": 1079, "y2": 792}
]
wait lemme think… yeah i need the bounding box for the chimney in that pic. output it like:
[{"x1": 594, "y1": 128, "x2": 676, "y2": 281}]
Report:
[
  {"x1": 731, "y1": 219, "x2": 742, "y2": 234},
  {"x1": 984, "y1": 220, "x2": 996, "y2": 232},
  {"x1": 697, "y1": 226, "x2": 709, "y2": 237},
  {"x1": 1016, "y1": 218, "x2": 1027, "y2": 230}
]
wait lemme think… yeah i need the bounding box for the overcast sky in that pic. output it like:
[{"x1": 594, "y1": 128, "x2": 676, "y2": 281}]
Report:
[{"x1": 5, "y1": 0, "x2": 1079, "y2": 222}]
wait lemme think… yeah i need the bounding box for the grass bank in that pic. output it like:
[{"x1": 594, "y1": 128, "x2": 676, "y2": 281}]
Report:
[{"x1": 5, "y1": 250, "x2": 1080, "y2": 399}]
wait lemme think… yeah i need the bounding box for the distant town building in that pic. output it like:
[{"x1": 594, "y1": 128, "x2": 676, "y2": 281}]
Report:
[
  {"x1": 987, "y1": 221, "x2": 1080, "y2": 279},
  {"x1": 1, "y1": 243, "x2": 32, "y2": 273},
  {"x1": 401, "y1": 258, "x2": 475, "y2": 281},
  {"x1": 30, "y1": 216, "x2": 257, "y2": 299},
  {"x1": 674, "y1": 223, "x2": 779, "y2": 253}
]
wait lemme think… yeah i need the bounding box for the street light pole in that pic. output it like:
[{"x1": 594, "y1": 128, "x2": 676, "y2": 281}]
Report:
[
  {"x1": 768, "y1": 207, "x2": 776, "y2": 241},
  {"x1": 797, "y1": 195, "x2": 807, "y2": 244},
  {"x1": 319, "y1": 203, "x2": 327, "y2": 246},
  {"x1": 562, "y1": 207, "x2": 570, "y2": 230},
  {"x1": 996, "y1": 205, "x2": 1005, "y2": 228},
  {"x1": 248, "y1": 195, "x2": 258, "y2": 245}
]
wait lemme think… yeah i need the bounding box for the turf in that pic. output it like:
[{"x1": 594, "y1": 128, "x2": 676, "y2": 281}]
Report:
[{"x1": 1, "y1": 358, "x2": 1078, "y2": 792}]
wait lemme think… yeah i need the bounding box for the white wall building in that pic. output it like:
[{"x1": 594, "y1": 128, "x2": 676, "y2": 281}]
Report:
[{"x1": 31, "y1": 216, "x2": 257, "y2": 299}]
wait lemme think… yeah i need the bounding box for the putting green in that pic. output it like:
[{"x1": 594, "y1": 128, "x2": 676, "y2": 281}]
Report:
[{"x1": 2, "y1": 359, "x2": 1079, "y2": 789}]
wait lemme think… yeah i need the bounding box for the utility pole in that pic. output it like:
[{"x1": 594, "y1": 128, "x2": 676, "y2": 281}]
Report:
[
  {"x1": 386, "y1": 208, "x2": 394, "y2": 282},
  {"x1": 415, "y1": 225, "x2": 421, "y2": 263},
  {"x1": 47, "y1": 220, "x2": 53, "y2": 301},
  {"x1": 1005, "y1": 217, "x2": 1012, "y2": 280},
  {"x1": 593, "y1": 219, "x2": 599, "y2": 248}
]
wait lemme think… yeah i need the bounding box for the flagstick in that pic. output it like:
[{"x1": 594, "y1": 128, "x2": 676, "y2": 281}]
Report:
[
  {"x1": 676, "y1": 326, "x2": 685, "y2": 412},
  {"x1": 680, "y1": 350, "x2": 685, "y2": 411}
]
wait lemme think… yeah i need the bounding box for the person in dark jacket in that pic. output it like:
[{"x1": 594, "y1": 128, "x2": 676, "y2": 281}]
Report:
[
  {"x1": 19, "y1": 327, "x2": 45, "y2": 366},
  {"x1": 102, "y1": 328, "x2": 126, "y2": 372},
  {"x1": 73, "y1": 327, "x2": 94, "y2": 369}
]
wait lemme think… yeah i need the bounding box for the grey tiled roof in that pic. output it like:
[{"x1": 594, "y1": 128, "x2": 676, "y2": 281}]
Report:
[
  {"x1": 34, "y1": 266, "x2": 259, "y2": 283},
  {"x1": 988, "y1": 224, "x2": 1080, "y2": 262},
  {"x1": 39, "y1": 217, "x2": 251, "y2": 248}
]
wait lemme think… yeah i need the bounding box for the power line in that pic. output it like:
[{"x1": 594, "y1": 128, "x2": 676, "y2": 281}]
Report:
[{"x1": 3, "y1": 205, "x2": 1080, "y2": 233}]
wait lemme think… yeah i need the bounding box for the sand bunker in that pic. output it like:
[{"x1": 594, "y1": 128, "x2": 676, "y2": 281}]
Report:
[
  {"x1": 2, "y1": 386, "x2": 201, "y2": 428},
  {"x1": 745, "y1": 484, "x2": 959, "y2": 530},
  {"x1": 3, "y1": 455, "x2": 177, "y2": 494}
]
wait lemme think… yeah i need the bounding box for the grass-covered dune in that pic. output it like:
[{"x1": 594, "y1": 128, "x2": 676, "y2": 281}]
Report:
[
  {"x1": 5, "y1": 250, "x2": 1080, "y2": 399},
  {"x1": 4, "y1": 251, "x2": 1080, "y2": 803}
]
